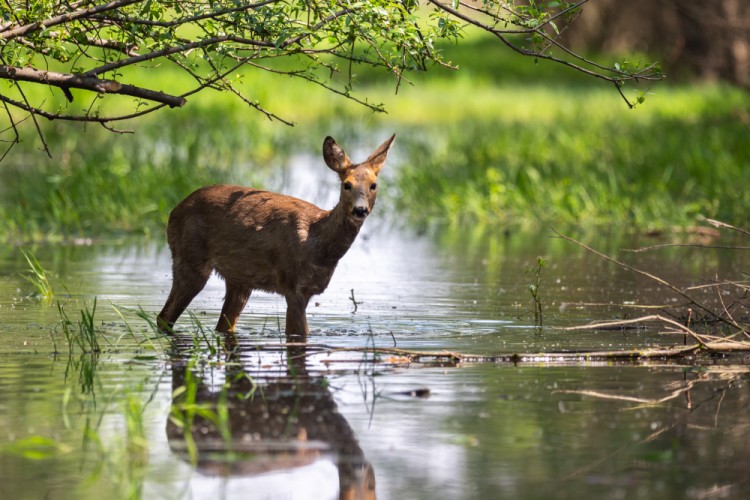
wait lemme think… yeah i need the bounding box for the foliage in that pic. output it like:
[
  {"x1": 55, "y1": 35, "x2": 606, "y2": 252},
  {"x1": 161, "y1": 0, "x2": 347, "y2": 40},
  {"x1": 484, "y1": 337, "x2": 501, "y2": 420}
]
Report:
[
  {"x1": 0, "y1": 105, "x2": 288, "y2": 241},
  {"x1": 393, "y1": 84, "x2": 750, "y2": 231},
  {"x1": 0, "y1": 72, "x2": 747, "y2": 241},
  {"x1": 57, "y1": 299, "x2": 101, "y2": 353},
  {"x1": 20, "y1": 248, "x2": 54, "y2": 300},
  {"x1": 0, "y1": 0, "x2": 661, "y2": 158}
]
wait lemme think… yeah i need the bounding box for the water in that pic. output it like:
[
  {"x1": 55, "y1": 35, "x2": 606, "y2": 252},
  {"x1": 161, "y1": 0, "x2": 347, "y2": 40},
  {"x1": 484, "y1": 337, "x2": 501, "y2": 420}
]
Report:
[{"x1": 1, "y1": 160, "x2": 749, "y2": 499}]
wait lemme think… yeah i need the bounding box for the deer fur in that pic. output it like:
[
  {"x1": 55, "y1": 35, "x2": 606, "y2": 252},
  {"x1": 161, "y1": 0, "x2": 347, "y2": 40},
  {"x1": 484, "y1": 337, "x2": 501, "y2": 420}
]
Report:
[{"x1": 157, "y1": 134, "x2": 395, "y2": 337}]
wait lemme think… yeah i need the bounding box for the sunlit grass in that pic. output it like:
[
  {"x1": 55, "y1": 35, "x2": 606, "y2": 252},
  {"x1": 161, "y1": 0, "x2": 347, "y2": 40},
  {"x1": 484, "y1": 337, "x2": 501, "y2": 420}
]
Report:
[
  {"x1": 1, "y1": 34, "x2": 748, "y2": 238},
  {"x1": 388, "y1": 78, "x2": 750, "y2": 231},
  {"x1": 20, "y1": 249, "x2": 54, "y2": 301},
  {"x1": 57, "y1": 299, "x2": 102, "y2": 353}
]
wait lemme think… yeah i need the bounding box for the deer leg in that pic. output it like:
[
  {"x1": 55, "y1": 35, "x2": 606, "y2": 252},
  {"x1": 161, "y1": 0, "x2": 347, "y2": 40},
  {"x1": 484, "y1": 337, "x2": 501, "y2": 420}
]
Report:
[
  {"x1": 157, "y1": 260, "x2": 211, "y2": 334},
  {"x1": 216, "y1": 282, "x2": 252, "y2": 333},
  {"x1": 284, "y1": 293, "x2": 310, "y2": 339}
]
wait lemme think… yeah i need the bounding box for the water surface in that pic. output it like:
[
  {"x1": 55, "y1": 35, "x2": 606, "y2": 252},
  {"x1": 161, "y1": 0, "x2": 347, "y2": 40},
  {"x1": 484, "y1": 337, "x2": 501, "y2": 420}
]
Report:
[{"x1": 1, "y1": 161, "x2": 749, "y2": 499}]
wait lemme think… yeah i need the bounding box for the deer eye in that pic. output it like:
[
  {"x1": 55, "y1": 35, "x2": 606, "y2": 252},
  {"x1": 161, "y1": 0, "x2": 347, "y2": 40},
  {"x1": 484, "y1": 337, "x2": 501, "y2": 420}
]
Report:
[
  {"x1": 370, "y1": 183, "x2": 377, "y2": 191},
  {"x1": 343, "y1": 182, "x2": 352, "y2": 191}
]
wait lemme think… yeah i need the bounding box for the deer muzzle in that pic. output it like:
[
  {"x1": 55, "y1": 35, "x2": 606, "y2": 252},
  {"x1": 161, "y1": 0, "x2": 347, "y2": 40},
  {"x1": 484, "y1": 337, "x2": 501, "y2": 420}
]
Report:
[{"x1": 352, "y1": 206, "x2": 369, "y2": 218}]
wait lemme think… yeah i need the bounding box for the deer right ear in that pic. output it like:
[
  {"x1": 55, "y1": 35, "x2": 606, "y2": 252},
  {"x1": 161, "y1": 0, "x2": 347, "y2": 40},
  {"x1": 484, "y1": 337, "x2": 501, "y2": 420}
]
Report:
[{"x1": 323, "y1": 136, "x2": 351, "y2": 174}]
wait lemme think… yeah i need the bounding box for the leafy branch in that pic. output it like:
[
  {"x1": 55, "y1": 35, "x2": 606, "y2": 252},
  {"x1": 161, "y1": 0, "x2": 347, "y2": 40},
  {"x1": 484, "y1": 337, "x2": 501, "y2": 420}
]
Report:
[{"x1": 0, "y1": 0, "x2": 663, "y2": 158}]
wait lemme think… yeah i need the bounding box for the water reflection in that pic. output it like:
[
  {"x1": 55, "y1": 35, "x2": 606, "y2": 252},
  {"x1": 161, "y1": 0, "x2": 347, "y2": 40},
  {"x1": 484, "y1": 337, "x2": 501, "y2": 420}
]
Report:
[{"x1": 167, "y1": 338, "x2": 376, "y2": 499}]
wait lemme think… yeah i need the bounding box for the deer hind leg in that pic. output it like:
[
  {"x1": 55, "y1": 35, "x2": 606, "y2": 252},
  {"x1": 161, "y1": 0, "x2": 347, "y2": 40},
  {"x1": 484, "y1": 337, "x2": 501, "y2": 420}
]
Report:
[
  {"x1": 157, "y1": 258, "x2": 212, "y2": 334},
  {"x1": 216, "y1": 281, "x2": 252, "y2": 333},
  {"x1": 284, "y1": 293, "x2": 311, "y2": 339}
]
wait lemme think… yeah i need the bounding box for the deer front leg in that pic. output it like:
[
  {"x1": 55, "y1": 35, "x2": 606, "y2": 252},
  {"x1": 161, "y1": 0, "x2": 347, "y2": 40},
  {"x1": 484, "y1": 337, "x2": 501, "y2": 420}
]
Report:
[{"x1": 284, "y1": 293, "x2": 310, "y2": 339}]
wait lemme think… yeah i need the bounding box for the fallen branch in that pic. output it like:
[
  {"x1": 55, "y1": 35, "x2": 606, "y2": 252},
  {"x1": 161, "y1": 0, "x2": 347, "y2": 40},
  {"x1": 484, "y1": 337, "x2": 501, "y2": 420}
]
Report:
[
  {"x1": 267, "y1": 342, "x2": 746, "y2": 366},
  {"x1": 699, "y1": 216, "x2": 750, "y2": 237},
  {"x1": 553, "y1": 230, "x2": 742, "y2": 331},
  {"x1": 555, "y1": 380, "x2": 696, "y2": 405}
]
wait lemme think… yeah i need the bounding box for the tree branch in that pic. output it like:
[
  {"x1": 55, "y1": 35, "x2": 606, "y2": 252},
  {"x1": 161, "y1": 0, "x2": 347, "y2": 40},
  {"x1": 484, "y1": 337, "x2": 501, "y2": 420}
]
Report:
[
  {"x1": 0, "y1": 65, "x2": 186, "y2": 107},
  {"x1": 1, "y1": 0, "x2": 141, "y2": 41}
]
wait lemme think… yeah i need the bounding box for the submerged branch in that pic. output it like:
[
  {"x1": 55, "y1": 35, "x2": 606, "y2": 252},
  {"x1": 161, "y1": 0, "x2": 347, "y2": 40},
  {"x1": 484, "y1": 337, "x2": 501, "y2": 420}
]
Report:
[
  {"x1": 560, "y1": 315, "x2": 750, "y2": 351},
  {"x1": 272, "y1": 342, "x2": 750, "y2": 366},
  {"x1": 553, "y1": 230, "x2": 738, "y2": 329}
]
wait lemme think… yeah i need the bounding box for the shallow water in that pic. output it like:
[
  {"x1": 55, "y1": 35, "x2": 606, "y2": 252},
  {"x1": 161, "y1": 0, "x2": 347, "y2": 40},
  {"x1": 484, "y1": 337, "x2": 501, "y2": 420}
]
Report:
[{"x1": 1, "y1": 162, "x2": 749, "y2": 499}]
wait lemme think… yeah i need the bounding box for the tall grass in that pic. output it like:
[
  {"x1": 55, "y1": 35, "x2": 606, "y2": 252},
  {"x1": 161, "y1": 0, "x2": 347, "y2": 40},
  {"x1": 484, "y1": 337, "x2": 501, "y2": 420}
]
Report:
[
  {"x1": 392, "y1": 85, "x2": 750, "y2": 231},
  {"x1": 57, "y1": 299, "x2": 101, "y2": 353},
  {"x1": 1, "y1": 35, "x2": 748, "y2": 238},
  {"x1": 20, "y1": 249, "x2": 54, "y2": 301},
  {"x1": 0, "y1": 105, "x2": 302, "y2": 242}
]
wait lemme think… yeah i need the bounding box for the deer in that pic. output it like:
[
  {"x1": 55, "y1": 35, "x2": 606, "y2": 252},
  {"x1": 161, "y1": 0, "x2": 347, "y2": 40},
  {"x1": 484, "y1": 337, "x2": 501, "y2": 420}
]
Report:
[{"x1": 157, "y1": 134, "x2": 395, "y2": 338}]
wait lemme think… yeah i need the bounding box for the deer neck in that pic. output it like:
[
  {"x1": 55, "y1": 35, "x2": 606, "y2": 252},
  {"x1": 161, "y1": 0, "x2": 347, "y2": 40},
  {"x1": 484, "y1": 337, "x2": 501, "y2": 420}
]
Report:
[{"x1": 312, "y1": 203, "x2": 361, "y2": 266}]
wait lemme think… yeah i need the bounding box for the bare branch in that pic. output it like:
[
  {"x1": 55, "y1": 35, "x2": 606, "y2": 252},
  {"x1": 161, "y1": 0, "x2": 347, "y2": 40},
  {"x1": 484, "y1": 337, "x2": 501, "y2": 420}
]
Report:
[
  {"x1": 0, "y1": 65, "x2": 187, "y2": 107},
  {"x1": 699, "y1": 216, "x2": 750, "y2": 237},
  {"x1": 553, "y1": 230, "x2": 733, "y2": 326}
]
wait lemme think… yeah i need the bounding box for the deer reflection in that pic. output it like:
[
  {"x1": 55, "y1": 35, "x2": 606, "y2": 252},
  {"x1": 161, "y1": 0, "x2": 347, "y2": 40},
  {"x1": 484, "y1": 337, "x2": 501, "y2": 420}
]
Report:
[{"x1": 167, "y1": 339, "x2": 376, "y2": 500}]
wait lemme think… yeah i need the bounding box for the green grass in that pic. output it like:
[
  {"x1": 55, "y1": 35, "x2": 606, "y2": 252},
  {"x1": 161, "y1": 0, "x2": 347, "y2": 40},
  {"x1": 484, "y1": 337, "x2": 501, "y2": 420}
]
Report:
[
  {"x1": 20, "y1": 249, "x2": 54, "y2": 300},
  {"x1": 391, "y1": 86, "x2": 750, "y2": 231},
  {"x1": 1, "y1": 35, "x2": 748, "y2": 239},
  {"x1": 57, "y1": 299, "x2": 102, "y2": 353}
]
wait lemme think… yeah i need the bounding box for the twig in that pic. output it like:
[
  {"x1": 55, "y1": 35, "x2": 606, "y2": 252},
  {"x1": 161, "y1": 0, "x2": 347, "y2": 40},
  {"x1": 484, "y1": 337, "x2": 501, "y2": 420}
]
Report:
[
  {"x1": 560, "y1": 314, "x2": 708, "y2": 345},
  {"x1": 625, "y1": 243, "x2": 750, "y2": 253},
  {"x1": 561, "y1": 315, "x2": 750, "y2": 351},
  {"x1": 349, "y1": 289, "x2": 363, "y2": 313},
  {"x1": 553, "y1": 230, "x2": 734, "y2": 328},
  {"x1": 699, "y1": 216, "x2": 750, "y2": 237},
  {"x1": 555, "y1": 380, "x2": 696, "y2": 405}
]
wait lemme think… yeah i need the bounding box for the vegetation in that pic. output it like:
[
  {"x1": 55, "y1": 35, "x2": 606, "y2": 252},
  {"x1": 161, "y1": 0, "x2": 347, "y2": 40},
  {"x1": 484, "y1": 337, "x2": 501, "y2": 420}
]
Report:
[
  {"x1": 58, "y1": 299, "x2": 101, "y2": 353},
  {"x1": 20, "y1": 248, "x2": 54, "y2": 300},
  {"x1": 393, "y1": 82, "x2": 750, "y2": 232},
  {"x1": 526, "y1": 256, "x2": 546, "y2": 326},
  {"x1": 0, "y1": 0, "x2": 660, "y2": 158},
  {"x1": 0, "y1": 26, "x2": 746, "y2": 241}
]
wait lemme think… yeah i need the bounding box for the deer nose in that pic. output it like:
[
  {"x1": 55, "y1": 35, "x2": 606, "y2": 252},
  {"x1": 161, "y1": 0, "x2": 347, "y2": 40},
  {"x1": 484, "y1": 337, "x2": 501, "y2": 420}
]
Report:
[{"x1": 352, "y1": 206, "x2": 369, "y2": 218}]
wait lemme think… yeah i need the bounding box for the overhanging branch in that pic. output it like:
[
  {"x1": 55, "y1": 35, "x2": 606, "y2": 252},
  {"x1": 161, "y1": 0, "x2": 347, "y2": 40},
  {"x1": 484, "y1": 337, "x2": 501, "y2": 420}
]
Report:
[
  {"x1": 0, "y1": 65, "x2": 186, "y2": 108},
  {"x1": 1, "y1": 0, "x2": 142, "y2": 41}
]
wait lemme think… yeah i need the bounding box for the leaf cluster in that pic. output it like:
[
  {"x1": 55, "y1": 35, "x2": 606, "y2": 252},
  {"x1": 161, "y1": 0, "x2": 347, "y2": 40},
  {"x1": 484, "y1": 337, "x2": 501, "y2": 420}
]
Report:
[{"x1": 0, "y1": 1, "x2": 662, "y2": 158}]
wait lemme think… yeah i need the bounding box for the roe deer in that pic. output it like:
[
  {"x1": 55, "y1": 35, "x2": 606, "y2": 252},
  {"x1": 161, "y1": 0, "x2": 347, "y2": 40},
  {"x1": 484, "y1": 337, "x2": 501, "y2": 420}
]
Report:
[{"x1": 157, "y1": 134, "x2": 395, "y2": 337}]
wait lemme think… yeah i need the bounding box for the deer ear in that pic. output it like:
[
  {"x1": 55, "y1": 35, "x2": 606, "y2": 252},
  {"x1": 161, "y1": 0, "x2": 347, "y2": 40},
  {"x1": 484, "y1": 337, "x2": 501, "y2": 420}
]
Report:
[
  {"x1": 366, "y1": 134, "x2": 396, "y2": 174},
  {"x1": 323, "y1": 136, "x2": 351, "y2": 174}
]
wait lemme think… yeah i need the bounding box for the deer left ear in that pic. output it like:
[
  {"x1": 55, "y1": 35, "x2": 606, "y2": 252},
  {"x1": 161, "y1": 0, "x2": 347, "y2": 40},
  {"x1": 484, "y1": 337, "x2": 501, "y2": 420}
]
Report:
[{"x1": 366, "y1": 134, "x2": 396, "y2": 175}]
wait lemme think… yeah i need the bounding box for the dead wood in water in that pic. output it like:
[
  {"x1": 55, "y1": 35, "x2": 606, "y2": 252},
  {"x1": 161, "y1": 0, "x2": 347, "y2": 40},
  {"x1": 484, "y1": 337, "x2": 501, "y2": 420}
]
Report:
[
  {"x1": 550, "y1": 220, "x2": 750, "y2": 363},
  {"x1": 273, "y1": 342, "x2": 744, "y2": 367}
]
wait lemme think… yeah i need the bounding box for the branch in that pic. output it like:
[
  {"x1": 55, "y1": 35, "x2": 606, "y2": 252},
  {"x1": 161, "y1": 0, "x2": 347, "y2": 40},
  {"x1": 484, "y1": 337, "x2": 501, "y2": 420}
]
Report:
[
  {"x1": 553, "y1": 230, "x2": 729, "y2": 324},
  {"x1": 427, "y1": 0, "x2": 661, "y2": 87},
  {"x1": 0, "y1": 65, "x2": 186, "y2": 107},
  {"x1": 699, "y1": 216, "x2": 750, "y2": 237},
  {"x1": 88, "y1": 0, "x2": 280, "y2": 28},
  {"x1": 1, "y1": 0, "x2": 141, "y2": 41}
]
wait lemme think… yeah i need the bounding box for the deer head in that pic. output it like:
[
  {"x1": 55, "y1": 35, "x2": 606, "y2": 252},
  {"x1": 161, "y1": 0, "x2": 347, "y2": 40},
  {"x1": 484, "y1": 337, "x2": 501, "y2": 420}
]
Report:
[{"x1": 323, "y1": 134, "x2": 396, "y2": 226}]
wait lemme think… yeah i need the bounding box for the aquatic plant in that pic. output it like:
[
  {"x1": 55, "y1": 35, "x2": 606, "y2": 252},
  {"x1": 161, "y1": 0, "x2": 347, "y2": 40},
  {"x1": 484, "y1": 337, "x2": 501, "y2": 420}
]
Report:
[
  {"x1": 526, "y1": 256, "x2": 547, "y2": 326},
  {"x1": 57, "y1": 299, "x2": 101, "y2": 354},
  {"x1": 20, "y1": 249, "x2": 54, "y2": 301}
]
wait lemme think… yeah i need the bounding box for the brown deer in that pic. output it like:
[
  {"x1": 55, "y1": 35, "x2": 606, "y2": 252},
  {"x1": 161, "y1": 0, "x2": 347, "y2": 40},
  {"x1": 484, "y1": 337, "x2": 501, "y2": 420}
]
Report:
[{"x1": 157, "y1": 134, "x2": 395, "y2": 337}]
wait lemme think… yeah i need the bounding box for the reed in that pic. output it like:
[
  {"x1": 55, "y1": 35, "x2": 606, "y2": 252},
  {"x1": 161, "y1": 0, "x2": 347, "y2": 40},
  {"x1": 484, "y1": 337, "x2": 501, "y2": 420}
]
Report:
[{"x1": 20, "y1": 249, "x2": 54, "y2": 301}]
